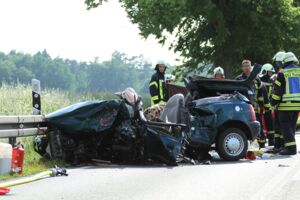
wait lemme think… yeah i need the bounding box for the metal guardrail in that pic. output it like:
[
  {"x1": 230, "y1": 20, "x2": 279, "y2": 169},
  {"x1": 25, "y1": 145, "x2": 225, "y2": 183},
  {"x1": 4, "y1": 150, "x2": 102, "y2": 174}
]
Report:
[
  {"x1": 0, "y1": 79, "x2": 44, "y2": 144},
  {"x1": 0, "y1": 115, "x2": 47, "y2": 138}
]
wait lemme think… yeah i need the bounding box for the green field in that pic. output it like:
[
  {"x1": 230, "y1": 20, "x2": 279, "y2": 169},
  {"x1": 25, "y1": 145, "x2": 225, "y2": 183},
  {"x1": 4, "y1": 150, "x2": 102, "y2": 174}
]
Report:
[
  {"x1": 0, "y1": 83, "x2": 74, "y2": 180},
  {"x1": 0, "y1": 83, "x2": 150, "y2": 180}
]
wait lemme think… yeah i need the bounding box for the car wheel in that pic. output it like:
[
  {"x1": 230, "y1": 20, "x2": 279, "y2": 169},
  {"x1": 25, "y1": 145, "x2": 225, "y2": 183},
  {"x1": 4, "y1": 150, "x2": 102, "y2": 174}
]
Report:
[{"x1": 216, "y1": 128, "x2": 248, "y2": 161}]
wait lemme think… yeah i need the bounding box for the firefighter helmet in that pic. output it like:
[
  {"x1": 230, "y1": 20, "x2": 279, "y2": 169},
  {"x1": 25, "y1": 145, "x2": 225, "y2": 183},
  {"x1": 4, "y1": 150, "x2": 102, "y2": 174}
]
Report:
[
  {"x1": 155, "y1": 60, "x2": 167, "y2": 70},
  {"x1": 213, "y1": 66, "x2": 225, "y2": 77},
  {"x1": 272, "y1": 51, "x2": 285, "y2": 62},
  {"x1": 282, "y1": 52, "x2": 299, "y2": 64},
  {"x1": 261, "y1": 63, "x2": 275, "y2": 73}
]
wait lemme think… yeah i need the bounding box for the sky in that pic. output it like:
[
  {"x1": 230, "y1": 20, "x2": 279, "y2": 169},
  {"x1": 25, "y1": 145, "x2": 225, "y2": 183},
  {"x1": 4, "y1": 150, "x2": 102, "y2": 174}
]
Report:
[{"x1": 0, "y1": 0, "x2": 179, "y2": 65}]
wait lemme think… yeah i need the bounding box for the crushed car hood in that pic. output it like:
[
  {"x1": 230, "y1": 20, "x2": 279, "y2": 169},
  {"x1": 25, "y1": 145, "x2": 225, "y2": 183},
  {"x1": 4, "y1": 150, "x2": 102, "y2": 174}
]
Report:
[{"x1": 45, "y1": 100, "x2": 127, "y2": 134}]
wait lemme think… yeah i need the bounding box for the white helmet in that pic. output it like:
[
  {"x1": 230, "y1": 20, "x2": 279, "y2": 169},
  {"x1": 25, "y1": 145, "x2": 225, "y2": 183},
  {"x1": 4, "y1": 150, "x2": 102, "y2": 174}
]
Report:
[
  {"x1": 282, "y1": 52, "x2": 299, "y2": 64},
  {"x1": 272, "y1": 51, "x2": 285, "y2": 62},
  {"x1": 155, "y1": 60, "x2": 167, "y2": 70},
  {"x1": 213, "y1": 66, "x2": 225, "y2": 76},
  {"x1": 261, "y1": 63, "x2": 275, "y2": 72}
]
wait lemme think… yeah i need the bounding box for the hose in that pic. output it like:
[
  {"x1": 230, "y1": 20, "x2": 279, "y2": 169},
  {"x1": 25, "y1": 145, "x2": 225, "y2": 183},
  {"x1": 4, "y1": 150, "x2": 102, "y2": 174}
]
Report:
[
  {"x1": 0, "y1": 170, "x2": 52, "y2": 188},
  {"x1": 0, "y1": 166, "x2": 67, "y2": 188}
]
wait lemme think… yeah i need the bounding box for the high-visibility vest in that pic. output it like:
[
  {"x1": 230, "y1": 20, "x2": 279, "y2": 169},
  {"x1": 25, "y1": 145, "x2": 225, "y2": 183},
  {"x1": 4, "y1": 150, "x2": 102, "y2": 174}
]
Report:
[{"x1": 278, "y1": 66, "x2": 300, "y2": 111}]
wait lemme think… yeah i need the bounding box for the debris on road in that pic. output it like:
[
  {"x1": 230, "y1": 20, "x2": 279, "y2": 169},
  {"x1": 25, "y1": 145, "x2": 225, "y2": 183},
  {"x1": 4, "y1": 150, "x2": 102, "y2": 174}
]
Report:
[
  {"x1": 0, "y1": 188, "x2": 10, "y2": 195},
  {"x1": 278, "y1": 164, "x2": 290, "y2": 167},
  {"x1": 246, "y1": 146, "x2": 275, "y2": 160},
  {"x1": 91, "y1": 159, "x2": 112, "y2": 165},
  {"x1": 201, "y1": 160, "x2": 211, "y2": 165}
]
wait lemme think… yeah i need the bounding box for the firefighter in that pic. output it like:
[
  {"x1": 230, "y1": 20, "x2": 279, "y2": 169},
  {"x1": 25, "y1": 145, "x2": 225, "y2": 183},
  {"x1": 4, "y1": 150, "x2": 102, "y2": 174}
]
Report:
[
  {"x1": 213, "y1": 66, "x2": 225, "y2": 80},
  {"x1": 149, "y1": 61, "x2": 167, "y2": 106},
  {"x1": 260, "y1": 64, "x2": 276, "y2": 146},
  {"x1": 271, "y1": 52, "x2": 300, "y2": 155},
  {"x1": 271, "y1": 51, "x2": 286, "y2": 151},
  {"x1": 253, "y1": 78, "x2": 271, "y2": 148}
]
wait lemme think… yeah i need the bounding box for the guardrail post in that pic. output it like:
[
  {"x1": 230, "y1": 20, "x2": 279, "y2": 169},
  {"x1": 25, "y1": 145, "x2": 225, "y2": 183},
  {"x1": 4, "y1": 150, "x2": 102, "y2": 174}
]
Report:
[
  {"x1": 7, "y1": 79, "x2": 41, "y2": 146},
  {"x1": 8, "y1": 137, "x2": 16, "y2": 146}
]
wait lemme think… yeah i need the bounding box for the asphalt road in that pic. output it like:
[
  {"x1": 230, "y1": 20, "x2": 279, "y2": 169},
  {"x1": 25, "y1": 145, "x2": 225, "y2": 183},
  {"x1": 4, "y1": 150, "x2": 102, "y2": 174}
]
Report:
[{"x1": 2, "y1": 134, "x2": 300, "y2": 200}]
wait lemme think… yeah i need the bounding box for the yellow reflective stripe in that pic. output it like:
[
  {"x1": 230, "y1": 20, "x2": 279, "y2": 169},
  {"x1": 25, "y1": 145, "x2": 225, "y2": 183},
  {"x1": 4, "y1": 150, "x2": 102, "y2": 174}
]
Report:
[
  {"x1": 272, "y1": 94, "x2": 281, "y2": 100},
  {"x1": 149, "y1": 81, "x2": 158, "y2": 88},
  {"x1": 283, "y1": 68, "x2": 300, "y2": 77},
  {"x1": 268, "y1": 130, "x2": 275, "y2": 134},
  {"x1": 274, "y1": 80, "x2": 281, "y2": 86},
  {"x1": 284, "y1": 74, "x2": 290, "y2": 96},
  {"x1": 264, "y1": 103, "x2": 271, "y2": 108},
  {"x1": 151, "y1": 96, "x2": 159, "y2": 101},
  {"x1": 282, "y1": 94, "x2": 300, "y2": 101},
  {"x1": 258, "y1": 97, "x2": 263, "y2": 101},
  {"x1": 274, "y1": 133, "x2": 281, "y2": 138},
  {"x1": 278, "y1": 102, "x2": 300, "y2": 110},
  {"x1": 158, "y1": 101, "x2": 166, "y2": 105},
  {"x1": 268, "y1": 87, "x2": 272, "y2": 97},
  {"x1": 285, "y1": 142, "x2": 296, "y2": 147},
  {"x1": 151, "y1": 96, "x2": 159, "y2": 106},
  {"x1": 159, "y1": 80, "x2": 164, "y2": 100},
  {"x1": 278, "y1": 107, "x2": 300, "y2": 111}
]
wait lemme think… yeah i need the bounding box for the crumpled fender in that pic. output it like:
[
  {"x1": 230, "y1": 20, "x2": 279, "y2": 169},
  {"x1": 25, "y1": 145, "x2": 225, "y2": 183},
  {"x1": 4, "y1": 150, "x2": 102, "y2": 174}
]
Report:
[{"x1": 143, "y1": 127, "x2": 185, "y2": 166}]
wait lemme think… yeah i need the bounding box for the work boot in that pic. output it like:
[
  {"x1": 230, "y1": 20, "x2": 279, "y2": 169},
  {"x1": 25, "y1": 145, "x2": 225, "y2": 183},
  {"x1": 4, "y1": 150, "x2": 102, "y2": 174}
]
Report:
[
  {"x1": 259, "y1": 142, "x2": 265, "y2": 149},
  {"x1": 272, "y1": 147, "x2": 283, "y2": 154},
  {"x1": 278, "y1": 149, "x2": 297, "y2": 156},
  {"x1": 274, "y1": 138, "x2": 284, "y2": 149},
  {"x1": 258, "y1": 138, "x2": 266, "y2": 149},
  {"x1": 267, "y1": 135, "x2": 274, "y2": 146}
]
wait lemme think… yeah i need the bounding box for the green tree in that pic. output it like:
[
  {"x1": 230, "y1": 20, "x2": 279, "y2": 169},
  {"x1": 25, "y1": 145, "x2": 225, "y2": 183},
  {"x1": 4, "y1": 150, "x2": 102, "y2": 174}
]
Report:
[
  {"x1": 85, "y1": 0, "x2": 300, "y2": 77},
  {"x1": 0, "y1": 49, "x2": 153, "y2": 94},
  {"x1": 0, "y1": 60, "x2": 17, "y2": 82},
  {"x1": 15, "y1": 66, "x2": 34, "y2": 83}
]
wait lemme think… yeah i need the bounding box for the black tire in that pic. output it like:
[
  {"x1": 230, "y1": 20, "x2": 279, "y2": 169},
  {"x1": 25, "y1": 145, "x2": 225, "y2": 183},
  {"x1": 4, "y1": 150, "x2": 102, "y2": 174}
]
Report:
[{"x1": 216, "y1": 128, "x2": 248, "y2": 161}]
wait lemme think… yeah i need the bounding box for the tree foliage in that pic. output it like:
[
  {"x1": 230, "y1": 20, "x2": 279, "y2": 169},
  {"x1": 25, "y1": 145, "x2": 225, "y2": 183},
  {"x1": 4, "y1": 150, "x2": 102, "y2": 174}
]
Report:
[
  {"x1": 0, "y1": 50, "x2": 155, "y2": 94},
  {"x1": 85, "y1": 0, "x2": 300, "y2": 77}
]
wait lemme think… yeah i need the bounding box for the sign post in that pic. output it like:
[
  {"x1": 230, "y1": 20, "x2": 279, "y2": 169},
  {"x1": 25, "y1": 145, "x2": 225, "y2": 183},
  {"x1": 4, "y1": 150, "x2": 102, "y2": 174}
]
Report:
[{"x1": 32, "y1": 79, "x2": 41, "y2": 115}]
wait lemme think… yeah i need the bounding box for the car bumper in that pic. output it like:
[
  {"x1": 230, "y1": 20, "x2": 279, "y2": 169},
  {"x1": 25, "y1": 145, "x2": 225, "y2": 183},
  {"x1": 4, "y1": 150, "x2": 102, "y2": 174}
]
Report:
[{"x1": 248, "y1": 121, "x2": 261, "y2": 140}]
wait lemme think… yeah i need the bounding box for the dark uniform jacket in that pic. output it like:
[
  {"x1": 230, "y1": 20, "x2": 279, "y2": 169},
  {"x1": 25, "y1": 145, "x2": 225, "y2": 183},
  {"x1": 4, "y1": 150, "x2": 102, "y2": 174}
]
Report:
[
  {"x1": 260, "y1": 74, "x2": 273, "y2": 98},
  {"x1": 149, "y1": 72, "x2": 167, "y2": 105},
  {"x1": 254, "y1": 79, "x2": 271, "y2": 113},
  {"x1": 235, "y1": 73, "x2": 248, "y2": 80}
]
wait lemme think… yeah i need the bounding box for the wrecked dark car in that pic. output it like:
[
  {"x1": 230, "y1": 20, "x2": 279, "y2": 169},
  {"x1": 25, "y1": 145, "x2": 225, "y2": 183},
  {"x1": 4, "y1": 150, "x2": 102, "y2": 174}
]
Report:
[
  {"x1": 34, "y1": 65, "x2": 261, "y2": 165},
  {"x1": 36, "y1": 90, "x2": 187, "y2": 166}
]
